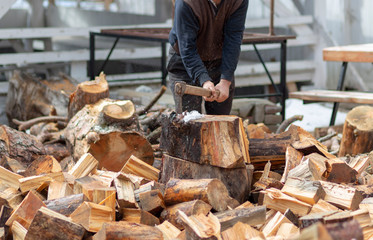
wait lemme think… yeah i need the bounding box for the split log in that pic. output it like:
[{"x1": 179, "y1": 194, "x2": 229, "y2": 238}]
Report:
[
  {"x1": 160, "y1": 114, "x2": 249, "y2": 168},
  {"x1": 160, "y1": 200, "x2": 212, "y2": 230},
  {"x1": 70, "y1": 202, "x2": 113, "y2": 232},
  {"x1": 68, "y1": 72, "x2": 109, "y2": 120},
  {"x1": 6, "y1": 191, "x2": 46, "y2": 229},
  {"x1": 159, "y1": 154, "x2": 250, "y2": 203},
  {"x1": 280, "y1": 146, "x2": 304, "y2": 182},
  {"x1": 68, "y1": 153, "x2": 98, "y2": 179},
  {"x1": 138, "y1": 189, "x2": 165, "y2": 216},
  {"x1": 0, "y1": 125, "x2": 46, "y2": 168},
  {"x1": 121, "y1": 208, "x2": 160, "y2": 226},
  {"x1": 299, "y1": 222, "x2": 333, "y2": 240},
  {"x1": 19, "y1": 172, "x2": 64, "y2": 194},
  {"x1": 73, "y1": 176, "x2": 116, "y2": 204},
  {"x1": 164, "y1": 178, "x2": 234, "y2": 212},
  {"x1": 221, "y1": 222, "x2": 265, "y2": 240},
  {"x1": 44, "y1": 193, "x2": 89, "y2": 216},
  {"x1": 6, "y1": 71, "x2": 76, "y2": 128},
  {"x1": 324, "y1": 158, "x2": 357, "y2": 183},
  {"x1": 325, "y1": 219, "x2": 363, "y2": 240},
  {"x1": 155, "y1": 220, "x2": 181, "y2": 240},
  {"x1": 92, "y1": 222, "x2": 163, "y2": 240},
  {"x1": 0, "y1": 156, "x2": 26, "y2": 175},
  {"x1": 98, "y1": 192, "x2": 116, "y2": 219},
  {"x1": 177, "y1": 211, "x2": 221, "y2": 240},
  {"x1": 310, "y1": 199, "x2": 340, "y2": 214},
  {"x1": 134, "y1": 181, "x2": 165, "y2": 201},
  {"x1": 43, "y1": 142, "x2": 70, "y2": 162},
  {"x1": 276, "y1": 222, "x2": 300, "y2": 239},
  {"x1": 91, "y1": 170, "x2": 117, "y2": 187},
  {"x1": 113, "y1": 175, "x2": 137, "y2": 209},
  {"x1": 214, "y1": 206, "x2": 266, "y2": 231},
  {"x1": 0, "y1": 206, "x2": 11, "y2": 240},
  {"x1": 23, "y1": 155, "x2": 61, "y2": 177},
  {"x1": 261, "y1": 188, "x2": 312, "y2": 216},
  {"x1": 0, "y1": 166, "x2": 23, "y2": 189},
  {"x1": 299, "y1": 211, "x2": 338, "y2": 229},
  {"x1": 320, "y1": 181, "x2": 363, "y2": 210},
  {"x1": 261, "y1": 211, "x2": 292, "y2": 237},
  {"x1": 292, "y1": 137, "x2": 336, "y2": 159},
  {"x1": 350, "y1": 209, "x2": 371, "y2": 228},
  {"x1": 346, "y1": 152, "x2": 372, "y2": 177},
  {"x1": 25, "y1": 207, "x2": 85, "y2": 240},
  {"x1": 339, "y1": 106, "x2": 373, "y2": 156},
  {"x1": 121, "y1": 155, "x2": 159, "y2": 181},
  {"x1": 47, "y1": 180, "x2": 74, "y2": 200},
  {"x1": 281, "y1": 177, "x2": 325, "y2": 205},
  {"x1": 11, "y1": 221, "x2": 27, "y2": 240},
  {"x1": 235, "y1": 201, "x2": 254, "y2": 209},
  {"x1": 287, "y1": 154, "x2": 326, "y2": 181},
  {"x1": 0, "y1": 187, "x2": 23, "y2": 210}
]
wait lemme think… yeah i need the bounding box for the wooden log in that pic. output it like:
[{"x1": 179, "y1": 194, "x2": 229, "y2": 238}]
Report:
[
  {"x1": 160, "y1": 114, "x2": 249, "y2": 168},
  {"x1": 164, "y1": 178, "x2": 233, "y2": 212},
  {"x1": 339, "y1": 106, "x2": 373, "y2": 156},
  {"x1": 235, "y1": 201, "x2": 254, "y2": 209},
  {"x1": 214, "y1": 206, "x2": 266, "y2": 231},
  {"x1": 320, "y1": 181, "x2": 363, "y2": 210},
  {"x1": 0, "y1": 187, "x2": 23, "y2": 210},
  {"x1": 44, "y1": 193, "x2": 89, "y2": 217},
  {"x1": 70, "y1": 202, "x2": 113, "y2": 232},
  {"x1": 102, "y1": 101, "x2": 136, "y2": 126},
  {"x1": 0, "y1": 125, "x2": 46, "y2": 168},
  {"x1": 155, "y1": 220, "x2": 181, "y2": 240},
  {"x1": 92, "y1": 222, "x2": 163, "y2": 240},
  {"x1": 121, "y1": 208, "x2": 160, "y2": 226},
  {"x1": 287, "y1": 154, "x2": 326, "y2": 181},
  {"x1": 91, "y1": 170, "x2": 117, "y2": 187},
  {"x1": 11, "y1": 220, "x2": 27, "y2": 240},
  {"x1": 6, "y1": 191, "x2": 46, "y2": 229},
  {"x1": 138, "y1": 189, "x2": 165, "y2": 216},
  {"x1": 23, "y1": 155, "x2": 61, "y2": 177},
  {"x1": 0, "y1": 156, "x2": 26, "y2": 175},
  {"x1": 68, "y1": 153, "x2": 98, "y2": 179},
  {"x1": 359, "y1": 197, "x2": 373, "y2": 220},
  {"x1": 134, "y1": 181, "x2": 165, "y2": 202},
  {"x1": 98, "y1": 192, "x2": 116, "y2": 220},
  {"x1": 276, "y1": 222, "x2": 299, "y2": 239},
  {"x1": 281, "y1": 177, "x2": 325, "y2": 205},
  {"x1": 346, "y1": 152, "x2": 372, "y2": 177},
  {"x1": 160, "y1": 200, "x2": 212, "y2": 230},
  {"x1": 298, "y1": 222, "x2": 333, "y2": 240},
  {"x1": 310, "y1": 199, "x2": 340, "y2": 214},
  {"x1": 261, "y1": 188, "x2": 312, "y2": 216},
  {"x1": 325, "y1": 219, "x2": 363, "y2": 240},
  {"x1": 221, "y1": 222, "x2": 265, "y2": 240},
  {"x1": 25, "y1": 207, "x2": 85, "y2": 240},
  {"x1": 350, "y1": 209, "x2": 371, "y2": 228},
  {"x1": 73, "y1": 176, "x2": 116, "y2": 204},
  {"x1": 47, "y1": 181, "x2": 74, "y2": 200},
  {"x1": 292, "y1": 137, "x2": 336, "y2": 159},
  {"x1": 6, "y1": 71, "x2": 76, "y2": 128},
  {"x1": 121, "y1": 155, "x2": 159, "y2": 181},
  {"x1": 113, "y1": 175, "x2": 137, "y2": 209},
  {"x1": 325, "y1": 158, "x2": 357, "y2": 183},
  {"x1": 19, "y1": 172, "x2": 64, "y2": 194},
  {"x1": 177, "y1": 211, "x2": 221, "y2": 240},
  {"x1": 280, "y1": 146, "x2": 304, "y2": 182},
  {"x1": 159, "y1": 154, "x2": 250, "y2": 203},
  {"x1": 68, "y1": 71, "x2": 109, "y2": 120},
  {"x1": 261, "y1": 211, "x2": 292, "y2": 237},
  {"x1": 299, "y1": 211, "x2": 338, "y2": 229},
  {"x1": 0, "y1": 166, "x2": 23, "y2": 189}
]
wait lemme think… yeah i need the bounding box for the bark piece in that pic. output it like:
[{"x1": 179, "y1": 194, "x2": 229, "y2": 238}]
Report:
[
  {"x1": 138, "y1": 189, "x2": 165, "y2": 216},
  {"x1": 121, "y1": 155, "x2": 159, "y2": 181},
  {"x1": 339, "y1": 106, "x2": 373, "y2": 156},
  {"x1": 155, "y1": 220, "x2": 181, "y2": 240},
  {"x1": 92, "y1": 222, "x2": 163, "y2": 240},
  {"x1": 214, "y1": 206, "x2": 266, "y2": 231},
  {"x1": 68, "y1": 153, "x2": 98, "y2": 179},
  {"x1": 160, "y1": 114, "x2": 249, "y2": 168},
  {"x1": 68, "y1": 71, "x2": 109, "y2": 120},
  {"x1": 164, "y1": 178, "x2": 233, "y2": 212},
  {"x1": 44, "y1": 193, "x2": 89, "y2": 217},
  {"x1": 281, "y1": 177, "x2": 325, "y2": 205},
  {"x1": 70, "y1": 202, "x2": 113, "y2": 232},
  {"x1": 177, "y1": 211, "x2": 221, "y2": 240},
  {"x1": 325, "y1": 219, "x2": 363, "y2": 240},
  {"x1": 121, "y1": 208, "x2": 160, "y2": 226},
  {"x1": 25, "y1": 207, "x2": 85, "y2": 240},
  {"x1": 159, "y1": 154, "x2": 250, "y2": 203},
  {"x1": 221, "y1": 222, "x2": 265, "y2": 240},
  {"x1": 320, "y1": 181, "x2": 363, "y2": 210}
]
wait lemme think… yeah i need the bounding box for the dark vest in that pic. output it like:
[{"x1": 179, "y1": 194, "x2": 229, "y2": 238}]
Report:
[{"x1": 182, "y1": 0, "x2": 243, "y2": 61}]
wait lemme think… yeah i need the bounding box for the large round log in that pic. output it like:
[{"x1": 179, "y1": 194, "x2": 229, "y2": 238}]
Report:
[{"x1": 339, "y1": 106, "x2": 373, "y2": 156}]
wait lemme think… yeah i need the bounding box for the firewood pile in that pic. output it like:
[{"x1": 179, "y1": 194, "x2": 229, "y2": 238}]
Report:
[{"x1": 1, "y1": 72, "x2": 373, "y2": 239}]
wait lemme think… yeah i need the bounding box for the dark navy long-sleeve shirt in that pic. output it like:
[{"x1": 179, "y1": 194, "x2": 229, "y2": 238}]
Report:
[{"x1": 169, "y1": 0, "x2": 248, "y2": 86}]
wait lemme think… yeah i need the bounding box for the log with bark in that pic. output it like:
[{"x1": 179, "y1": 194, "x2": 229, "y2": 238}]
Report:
[{"x1": 44, "y1": 193, "x2": 89, "y2": 216}]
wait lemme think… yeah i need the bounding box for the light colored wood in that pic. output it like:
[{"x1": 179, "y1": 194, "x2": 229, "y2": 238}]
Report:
[
  {"x1": 261, "y1": 211, "x2": 292, "y2": 237},
  {"x1": 287, "y1": 157, "x2": 325, "y2": 182},
  {"x1": 11, "y1": 220, "x2": 27, "y2": 240},
  {"x1": 91, "y1": 170, "x2": 118, "y2": 187},
  {"x1": 73, "y1": 176, "x2": 116, "y2": 204},
  {"x1": 0, "y1": 156, "x2": 26, "y2": 175},
  {"x1": 299, "y1": 211, "x2": 338, "y2": 229},
  {"x1": 0, "y1": 187, "x2": 23, "y2": 210},
  {"x1": 221, "y1": 222, "x2": 265, "y2": 240},
  {"x1": 156, "y1": 221, "x2": 181, "y2": 240},
  {"x1": 68, "y1": 153, "x2": 98, "y2": 179},
  {"x1": 70, "y1": 202, "x2": 113, "y2": 232},
  {"x1": 6, "y1": 191, "x2": 46, "y2": 229},
  {"x1": 320, "y1": 181, "x2": 363, "y2": 210},
  {"x1": 310, "y1": 199, "x2": 340, "y2": 214},
  {"x1": 298, "y1": 222, "x2": 333, "y2": 240},
  {"x1": 121, "y1": 208, "x2": 160, "y2": 226},
  {"x1": 359, "y1": 197, "x2": 373, "y2": 220},
  {"x1": 276, "y1": 222, "x2": 299, "y2": 239},
  {"x1": 121, "y1": 155, "x2": 159, "y2": 181},
  {"x1": 280, "y1": 146, "x2": 304, "y2": 183},
  {"x1": 164, "y1": 178, "x2": 232, "y2": 212},
  {"x1": 23, "y1": 155, "x2": 61, "y2": 177},
  {"x1": 0, "y1": 166, "x2": 23, "y2": 189},
  {"x1": 347, "y1": 153, "x2": 372, "y2": 177},
  {"x1": 262, "y1": 188, "x2": 312, "y2": 216},
  {"x1": 235, "y1": 201, "x2": 254, "y2": 209},
  {"x1": 19, "y1": 172, "x2": 64, "y2": 194},
  {"x1": 177, "y1": 211, "x2": 221, "y2": 239},
  {"x1": 47, "y1": 181, "x2": 74, "y2": 200},
  {"x1": 134, "y1": 181, "x2": 165, "y2": 202},
  {"x1": 350, "y1": 209, "x2": 371, "y2": 228},
  {"x1": 323, "y1": 44, "x2": 373, "y2": 62},
  {"x1": 138, "y1": 189, "x2": 165, "y2": 216},
  {"x1": 289, "y1": 90, "x2": 373, "y2": 104},
  {"x1": 281, "y1": 177, "x2": 325, "y2": 205},
  {"x1": 98, "y1": 192, "x2": 116, "y2": 220},
  {"x1": 113, "y1": 176, "x2": 137, "y2": 208},
  {"x1": 102, "y1": 101, "x2": 136, "y2": 126},
  {"x1": 25, "y1": 207, "x2": 85, "y2": 240}
]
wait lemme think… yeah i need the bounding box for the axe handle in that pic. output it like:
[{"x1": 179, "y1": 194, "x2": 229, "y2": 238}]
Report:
[{"x1": 184, "y1": 85, "x2": 219, "y2": 97}]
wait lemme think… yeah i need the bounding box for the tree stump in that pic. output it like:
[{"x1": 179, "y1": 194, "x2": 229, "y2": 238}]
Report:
[
  {"x1": 160, "y1": 113, "x2": 249, "y2": 168},
  {"x1": 339, "y1": 106, "x2": 373, "y2": 157}
]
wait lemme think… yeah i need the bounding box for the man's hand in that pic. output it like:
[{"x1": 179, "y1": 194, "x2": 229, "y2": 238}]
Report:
[
  {"x1": 202, "y1": 81, "x2": 218, "y2": 102},
  {"x1": 215, "y1": 79, "x2": 231, "y2": 102}
]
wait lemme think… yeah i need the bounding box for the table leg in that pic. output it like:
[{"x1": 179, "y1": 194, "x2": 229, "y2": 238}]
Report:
[
  {"x1": 329, "y1": 61, "x2": 348, "y2": 126},
  {"x1": 99, "y1": 37, "x2": 119, "y2": 75},
  {"x1": 161, "y1": 42, "x2": 167, "y2": 86},
  {"x1": 280, "y1": 40, "x2": 288, "y2": 121},
  {"x1": 89, "y1": 32, "x2": 95, "y2": 81}
]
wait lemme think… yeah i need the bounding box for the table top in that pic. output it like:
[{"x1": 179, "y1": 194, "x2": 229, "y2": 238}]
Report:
[
  {"x1": 289, "y1": 89, "x2": 373, "y2": 104},
  {"x1": 323, "y1": 43, "x2": 373, "y2": 62},
  {"x1": 99, "y1": 28, "x2": 295, "y2": 44}
]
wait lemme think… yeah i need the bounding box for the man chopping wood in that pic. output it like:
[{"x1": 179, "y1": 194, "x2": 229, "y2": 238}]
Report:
[{"x1": 168, "y1": 0, "x2": 248, "y2": 114}]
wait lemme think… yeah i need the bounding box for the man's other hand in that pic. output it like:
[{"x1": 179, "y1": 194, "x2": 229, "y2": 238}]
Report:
[
  {"x1": 202, "y1": 81, "x2": 217, "y2": 102},
  {"x1": 215, "y1": 79, "x2": 231, "y2": 102}
]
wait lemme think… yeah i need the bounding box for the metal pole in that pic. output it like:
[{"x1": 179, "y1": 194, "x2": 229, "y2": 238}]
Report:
[
  {"x1": 99, "y1": 37, "x2": 120, "y2": 74},
  {"x1": 280, "y1": 40, "x2": 288, "y2": 121},
  {"x1": 161, "y1": 42, "x2": 168, "y2": 86},
  {"x1": 269, "y1": 0, "x2": 275, "y2": 36},
  {"x1": 89, "y1": 32, "x2": 95, "y2": 80},
  {"x1": 330, "y1": 61, "x2": 348, "y2": 126}
]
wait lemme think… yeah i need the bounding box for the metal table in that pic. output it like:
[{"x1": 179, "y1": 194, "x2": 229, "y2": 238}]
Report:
[{"x1": 89, "y1": 28, "x2": 295, "y2": 119}]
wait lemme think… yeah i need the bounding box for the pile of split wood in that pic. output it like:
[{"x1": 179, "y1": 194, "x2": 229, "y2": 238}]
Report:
[{"x1": 1, "y1": 71, "x2": 373, "y2": 239}]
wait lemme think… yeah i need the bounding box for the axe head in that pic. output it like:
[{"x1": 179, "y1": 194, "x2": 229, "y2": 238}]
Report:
[{"x1": 174, "y1": 81, "x2": 186, "y2": 114}]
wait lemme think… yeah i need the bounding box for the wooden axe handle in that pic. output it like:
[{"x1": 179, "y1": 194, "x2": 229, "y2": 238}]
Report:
[{"x1": 184, "y1": 85, "x2": 219, "y2": 97}]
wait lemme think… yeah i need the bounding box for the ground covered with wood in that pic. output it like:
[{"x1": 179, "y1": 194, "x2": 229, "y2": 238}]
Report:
[{"x1": 1, "y1": 72, "x2": 373, "y2": 239}]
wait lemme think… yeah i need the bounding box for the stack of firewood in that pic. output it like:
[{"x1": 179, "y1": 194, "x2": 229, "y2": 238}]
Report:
[{"x1": 2, "y1": 71, "x2": 373, "y2": 239}]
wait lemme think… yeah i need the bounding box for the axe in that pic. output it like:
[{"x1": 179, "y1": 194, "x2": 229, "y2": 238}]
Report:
[{"x1": 174, "y1": 81, "x2": 220, "y2": 114}]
